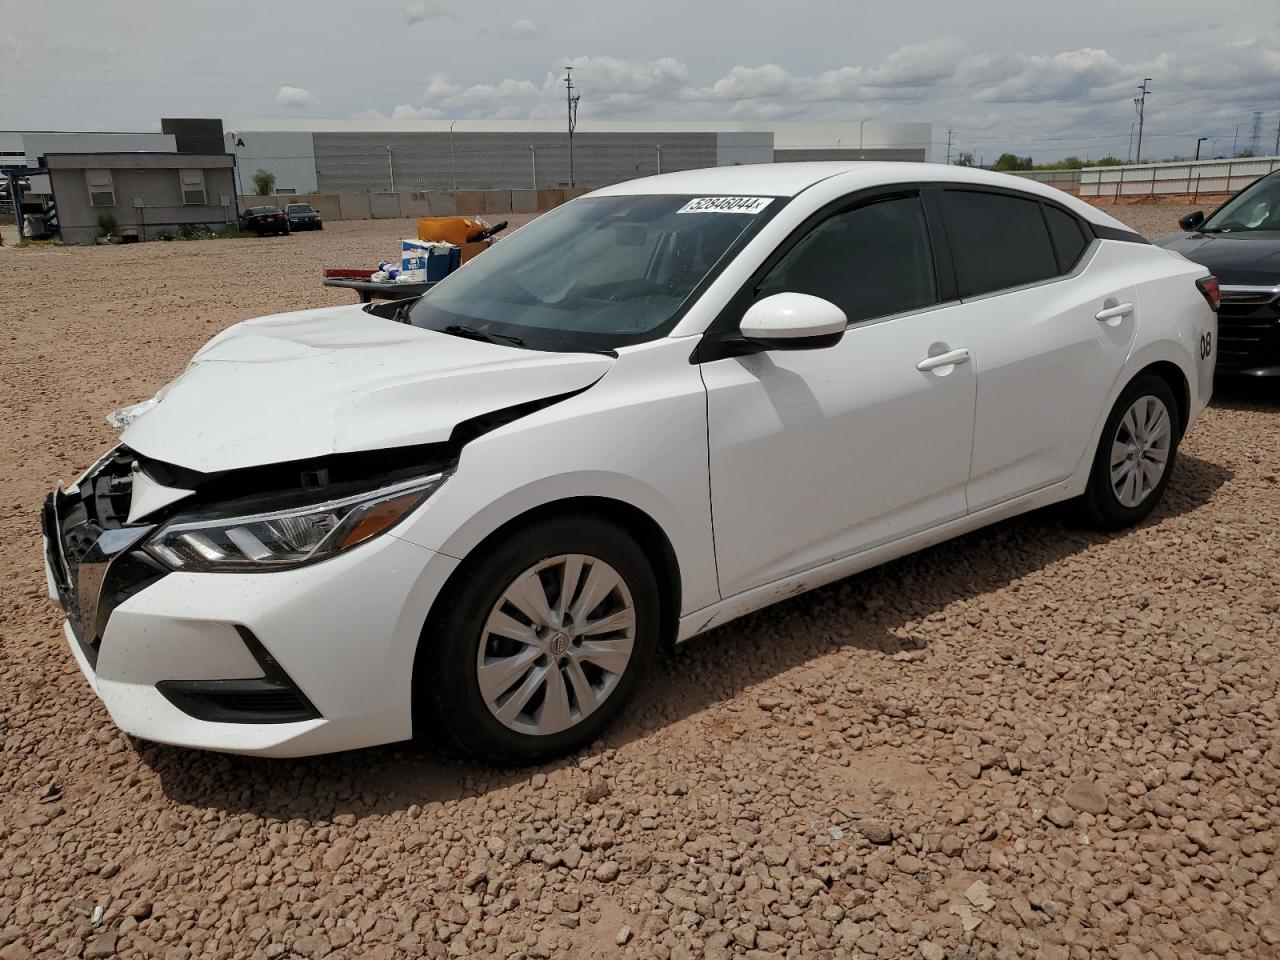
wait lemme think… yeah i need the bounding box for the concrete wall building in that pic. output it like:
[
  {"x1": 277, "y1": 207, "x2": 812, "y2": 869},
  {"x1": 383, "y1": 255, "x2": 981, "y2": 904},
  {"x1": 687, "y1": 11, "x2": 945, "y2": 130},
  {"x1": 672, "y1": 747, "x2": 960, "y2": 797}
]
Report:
[
  {"x1": 220, "y1": 118, "x2": 931, "y2": 195},
  {"x1": 46, "y1": 152, "x2": 235, "y2": 245}
]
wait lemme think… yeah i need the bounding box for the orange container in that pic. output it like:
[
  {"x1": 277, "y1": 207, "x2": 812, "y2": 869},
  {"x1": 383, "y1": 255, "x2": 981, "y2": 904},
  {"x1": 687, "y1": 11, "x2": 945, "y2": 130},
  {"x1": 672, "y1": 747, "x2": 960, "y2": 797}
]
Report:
[{"x1": 416, "y1": 216, "x2": 491, "y2": 246}]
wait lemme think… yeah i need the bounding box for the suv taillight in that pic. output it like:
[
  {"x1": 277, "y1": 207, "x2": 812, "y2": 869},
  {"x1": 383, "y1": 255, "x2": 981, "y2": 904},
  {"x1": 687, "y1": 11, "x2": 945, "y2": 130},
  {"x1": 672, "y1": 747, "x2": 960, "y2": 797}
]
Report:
[{"x1": 1195, "y1": 276, "x2": 1220, "y2": 312}]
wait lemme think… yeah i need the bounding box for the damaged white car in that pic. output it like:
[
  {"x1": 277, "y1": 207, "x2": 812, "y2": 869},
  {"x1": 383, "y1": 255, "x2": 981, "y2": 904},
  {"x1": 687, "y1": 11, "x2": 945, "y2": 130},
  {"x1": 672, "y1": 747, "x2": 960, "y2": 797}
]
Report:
[{"x1": 43, "y1": 163, "x2": 1217, "y2": 761}]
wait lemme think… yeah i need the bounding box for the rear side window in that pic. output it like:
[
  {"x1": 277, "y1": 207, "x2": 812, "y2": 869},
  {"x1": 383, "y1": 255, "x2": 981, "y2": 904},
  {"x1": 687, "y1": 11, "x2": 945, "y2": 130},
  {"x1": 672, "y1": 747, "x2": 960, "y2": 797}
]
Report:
[
  {"x1": 756, "y1": 195, "x2": 938, "y2": 324},
  {"x1": 1044, "y1": 205, "x2": 1090, "y2": 272},
  {"x1": 937, "y1": 190, "x2": 1058, "y2": 298}
]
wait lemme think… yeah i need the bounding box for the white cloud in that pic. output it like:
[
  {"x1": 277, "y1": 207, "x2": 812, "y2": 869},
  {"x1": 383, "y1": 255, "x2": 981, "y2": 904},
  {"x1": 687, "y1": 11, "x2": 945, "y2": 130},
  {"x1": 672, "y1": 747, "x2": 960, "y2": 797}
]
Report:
[
  {"x1": 349, "y1": 39, "x2": 1280, "y2": 161},
  {"x1": 509, "y1": 18, "x2": 540, "y2": 38},
  {"x1": 275, "y1": 85, "x2": 315, "y2": 108},
  {"x1": 404, "y1": 1, "x2": 453, "y2": 25}
]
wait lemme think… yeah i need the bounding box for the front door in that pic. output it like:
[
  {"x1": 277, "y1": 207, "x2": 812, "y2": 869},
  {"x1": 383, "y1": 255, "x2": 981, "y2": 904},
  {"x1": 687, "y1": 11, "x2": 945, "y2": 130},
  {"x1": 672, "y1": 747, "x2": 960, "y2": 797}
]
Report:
[{"x1": 701, "y1": 192, "x2": 977, "y2": 598}]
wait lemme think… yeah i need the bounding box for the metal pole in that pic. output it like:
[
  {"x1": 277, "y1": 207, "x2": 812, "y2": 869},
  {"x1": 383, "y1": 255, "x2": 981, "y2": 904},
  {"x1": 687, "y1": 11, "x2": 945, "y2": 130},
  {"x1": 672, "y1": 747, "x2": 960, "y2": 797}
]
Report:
[
  {"x1": 1274, "y1": 114, "x2": 1280, "y2": 156},
  {"x1": 859, "y1": 117, "x2": 871, "y2": 159},
  {"x1": 564, "y1": 67, "x2": 579, "y2": 188},
  {"x1": 656, "y1": 144, "x2": 662, "y2": 174},
  {"x1": 1232, "y1": 125, "x2": 1239, "y2": 157},
  {"x1": 1127, "y1": 122, "x2": 1135, "y2": 163},
  {"x1": 386, "y1": 146, "x2": 395, "y2": 193},
  {"x1": 449, "y1": 121, "x2": 457, "y2": 193},
  {"x1": 1195, "y1": 137, "x2": 1206, "y2": 161},
  {"x1": 530, "y1": 145, "x2": 537, "y2": 189},
  {"x1": 1134, "y1": 78, "x2": 1150, "y2": 164}
]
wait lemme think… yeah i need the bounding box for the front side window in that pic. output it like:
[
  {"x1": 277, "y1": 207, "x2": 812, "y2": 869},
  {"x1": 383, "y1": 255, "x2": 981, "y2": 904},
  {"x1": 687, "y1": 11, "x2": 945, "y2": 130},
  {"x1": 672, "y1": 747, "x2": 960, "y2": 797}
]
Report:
[
  {"x1": 938, "y1": 190, "x2": 1058, "y2": 298},
  {"x1": 755, "y1": 195, "x2": 938, "y2": 324},
  {"x1": 408, "y1": 194, "x2": 777, "y2": 352},
  {"x1": 1202, "y1": 173, "x2": 1280, "y2": 233}
]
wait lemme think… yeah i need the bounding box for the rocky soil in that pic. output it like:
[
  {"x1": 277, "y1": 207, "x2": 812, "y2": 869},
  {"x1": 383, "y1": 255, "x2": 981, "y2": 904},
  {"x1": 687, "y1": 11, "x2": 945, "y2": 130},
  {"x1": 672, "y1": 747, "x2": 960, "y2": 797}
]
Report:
[{"x1": 2, "y1": 213, "x2": 1278, "y2": 960}]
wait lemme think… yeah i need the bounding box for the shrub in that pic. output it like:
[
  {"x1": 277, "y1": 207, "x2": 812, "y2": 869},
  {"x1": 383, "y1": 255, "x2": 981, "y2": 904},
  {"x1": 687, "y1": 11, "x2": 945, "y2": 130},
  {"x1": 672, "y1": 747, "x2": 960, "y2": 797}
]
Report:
[
  {"x1": 251, "y1": 169, "x2": 277, "y2": 195},
  {"x1": 96, "y1": 213, "x2": 118, "y2": 237}
]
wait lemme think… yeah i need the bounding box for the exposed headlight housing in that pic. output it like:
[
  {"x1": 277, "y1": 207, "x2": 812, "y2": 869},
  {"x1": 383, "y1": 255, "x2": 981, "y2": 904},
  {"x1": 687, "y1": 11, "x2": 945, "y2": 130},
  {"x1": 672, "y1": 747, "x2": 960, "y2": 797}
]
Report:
[{"x1": 143, "y1": 473, "x2": 447, "y2": 572}]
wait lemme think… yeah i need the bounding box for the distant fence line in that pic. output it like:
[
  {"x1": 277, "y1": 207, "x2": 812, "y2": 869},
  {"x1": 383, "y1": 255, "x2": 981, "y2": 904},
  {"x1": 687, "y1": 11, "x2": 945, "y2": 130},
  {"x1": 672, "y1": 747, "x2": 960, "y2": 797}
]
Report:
[
  {"x1": 1010, "y1": 155, "x2": 1280, "y2": 198},
  {"x1": 239, "y1": 187, "x2": 592, "y2": 222}
]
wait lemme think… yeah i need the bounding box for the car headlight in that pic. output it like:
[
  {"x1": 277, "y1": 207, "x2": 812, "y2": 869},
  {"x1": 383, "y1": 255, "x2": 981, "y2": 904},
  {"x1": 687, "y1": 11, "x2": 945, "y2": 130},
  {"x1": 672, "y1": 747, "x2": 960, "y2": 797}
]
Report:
[{"x1": 143, "y1": 473, "x2": 447, "y2": 572}]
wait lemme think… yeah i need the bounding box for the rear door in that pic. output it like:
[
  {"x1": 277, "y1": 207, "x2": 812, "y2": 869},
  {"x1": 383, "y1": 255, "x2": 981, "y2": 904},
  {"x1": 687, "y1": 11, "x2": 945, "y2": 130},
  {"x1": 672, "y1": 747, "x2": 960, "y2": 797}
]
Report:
[{"x1": 933, "y1": 189, "x2": 1139, "y2": 511}]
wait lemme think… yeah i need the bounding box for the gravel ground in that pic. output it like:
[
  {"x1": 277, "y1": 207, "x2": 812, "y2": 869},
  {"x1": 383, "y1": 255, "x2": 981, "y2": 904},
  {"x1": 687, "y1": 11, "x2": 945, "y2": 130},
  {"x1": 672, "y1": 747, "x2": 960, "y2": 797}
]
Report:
[{"x1": 2, "y1": 210, "x2": 1279, "y2": 960}]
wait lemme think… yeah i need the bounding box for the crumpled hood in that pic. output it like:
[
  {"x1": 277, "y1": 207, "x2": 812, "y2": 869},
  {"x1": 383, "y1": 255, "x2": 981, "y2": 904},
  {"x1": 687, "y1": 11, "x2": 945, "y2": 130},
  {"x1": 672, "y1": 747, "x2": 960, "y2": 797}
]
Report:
[
  {"x1": 1156, "y1": 231, "x2": 1280, "y2": 284},
  {"x1": 121, "y1": 305, "x2": 614, "y2": 473}
]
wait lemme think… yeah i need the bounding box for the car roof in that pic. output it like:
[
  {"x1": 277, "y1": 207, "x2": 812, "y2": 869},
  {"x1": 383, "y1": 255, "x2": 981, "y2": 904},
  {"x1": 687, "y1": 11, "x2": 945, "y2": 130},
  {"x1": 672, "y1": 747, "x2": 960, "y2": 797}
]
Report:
[{"x1": 590, "y1": 162, "x2": 1131, "y2": 233}]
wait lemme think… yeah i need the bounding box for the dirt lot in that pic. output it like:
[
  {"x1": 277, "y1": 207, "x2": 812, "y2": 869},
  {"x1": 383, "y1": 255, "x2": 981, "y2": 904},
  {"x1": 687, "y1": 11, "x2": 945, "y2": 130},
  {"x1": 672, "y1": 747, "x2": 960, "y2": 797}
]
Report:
[{"x1": 2, "y1": 209, "x2": 1279, "y2": 960}]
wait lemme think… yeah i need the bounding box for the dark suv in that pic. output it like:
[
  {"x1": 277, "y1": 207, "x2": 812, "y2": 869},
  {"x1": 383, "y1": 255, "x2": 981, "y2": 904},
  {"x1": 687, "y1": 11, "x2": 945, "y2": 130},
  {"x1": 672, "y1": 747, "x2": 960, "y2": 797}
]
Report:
[{"x1": 1157, "y1": 169, "x2": 1280, "y2": 378}]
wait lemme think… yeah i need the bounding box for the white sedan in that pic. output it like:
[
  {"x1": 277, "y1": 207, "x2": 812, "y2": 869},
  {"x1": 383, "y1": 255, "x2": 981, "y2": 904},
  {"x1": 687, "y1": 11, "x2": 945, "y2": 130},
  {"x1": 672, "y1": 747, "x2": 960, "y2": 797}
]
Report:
[{"x1": 43, "y1": 163, "x2": 1218, "y2": 762}]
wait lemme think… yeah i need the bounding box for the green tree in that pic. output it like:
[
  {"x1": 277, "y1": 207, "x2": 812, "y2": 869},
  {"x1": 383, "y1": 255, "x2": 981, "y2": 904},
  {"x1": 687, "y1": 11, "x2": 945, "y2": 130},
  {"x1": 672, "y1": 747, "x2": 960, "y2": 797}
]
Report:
[
  {"x1": 992, "y1": 153, "x2": 1033, "y2": 172},
  {"x1": 1094, "y1": 156, "x2": 1123, "y2": 166},
  {"x1": 952, "y1": 151, "x2": 976, "y2": 167},
  {"x1": 251, "y1": 169, "x2": 277, "y2": 196}
]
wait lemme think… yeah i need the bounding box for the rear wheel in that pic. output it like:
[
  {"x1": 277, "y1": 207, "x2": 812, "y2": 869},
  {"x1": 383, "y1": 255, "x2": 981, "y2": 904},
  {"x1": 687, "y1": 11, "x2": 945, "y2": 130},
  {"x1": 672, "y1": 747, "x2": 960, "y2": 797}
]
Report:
[
  {"x1": 1079, "y1": 373, "x2": 1180, "y2": 529},
  {"x1": 419, "y1": 515, "x2": 659, "y2": 764}
]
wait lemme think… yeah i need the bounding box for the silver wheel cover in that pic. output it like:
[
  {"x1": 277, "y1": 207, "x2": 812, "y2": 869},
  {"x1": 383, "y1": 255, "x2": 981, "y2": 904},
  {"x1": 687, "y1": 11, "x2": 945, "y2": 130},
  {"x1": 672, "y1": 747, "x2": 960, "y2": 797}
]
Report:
[
  {"x1": 477, "y1": 554, "x2": 636, "y2": 736},
  {"x1": 1110, "y1": 395, "x2": 1172, "y2": 508}
]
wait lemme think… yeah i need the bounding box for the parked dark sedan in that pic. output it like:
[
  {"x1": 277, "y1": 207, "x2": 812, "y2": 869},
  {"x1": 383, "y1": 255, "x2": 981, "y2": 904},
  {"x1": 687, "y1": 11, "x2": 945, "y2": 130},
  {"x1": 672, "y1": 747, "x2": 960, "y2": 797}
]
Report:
[
  {"x1": 285, "y1": 202, "x2": 323, "y2": 231},
  {"x1": 1157, "y1": 169, "x2": 1280, "y2": 378},
  {"x1": 240, "y1": 205, "x2": 290, "y2": 236}
]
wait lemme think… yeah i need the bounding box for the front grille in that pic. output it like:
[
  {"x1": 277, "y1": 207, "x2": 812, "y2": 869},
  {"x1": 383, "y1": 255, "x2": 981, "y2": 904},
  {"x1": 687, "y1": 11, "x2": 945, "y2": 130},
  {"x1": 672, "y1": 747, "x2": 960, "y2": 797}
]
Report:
[
  {"x1": 45, "y1": 448, "x2": 167, "y2": 669},
  {"x1": 1217, "y1": 288, "x2": 1280, "y2": 370}
]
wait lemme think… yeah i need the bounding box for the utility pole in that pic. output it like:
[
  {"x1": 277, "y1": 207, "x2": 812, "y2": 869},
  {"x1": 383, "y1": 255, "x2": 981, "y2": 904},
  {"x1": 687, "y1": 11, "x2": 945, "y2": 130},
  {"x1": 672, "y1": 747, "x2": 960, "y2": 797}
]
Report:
[
  {"x1": 1195, "y1": 137, "x2": 1207, "y2": 161},
  {"x1": 1249, "y1": 111, "x2": 1262, "y2": 155},
  {"x1": 1232, "y1": 124, "x2": 1240, "y2": 157},
  {"x1": 945, "y1": 129, "x2": 953, "y2": 165},
  {"x1": 530, "y1": 145, "x2": 537, "y2": 189},
  {"x1": 1133, "y1": 78, "x2": 1151, "y2": 164},
  {"x1": 564, "y1": 67, "x2": 580, "y2": 189},
  {"x1": 1275, "y1": 112, "x2": 1280, "y2": 155},
  {"x1": 449, "y1": 120, "x2": 458, "y2": 193},
  {"x1": 386, "y1": 145, "x2": 395, "y2": 193},
  {"x1": 1127, "y1": 121, "x2": 1135, "y2": 163}
]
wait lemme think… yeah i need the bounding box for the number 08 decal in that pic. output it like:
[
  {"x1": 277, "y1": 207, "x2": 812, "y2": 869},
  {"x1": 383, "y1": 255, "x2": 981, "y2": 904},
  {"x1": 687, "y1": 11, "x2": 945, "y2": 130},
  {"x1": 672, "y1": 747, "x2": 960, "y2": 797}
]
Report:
[{"x1": 1199, "y1": 331, "x2": 1213, "y2": 360}]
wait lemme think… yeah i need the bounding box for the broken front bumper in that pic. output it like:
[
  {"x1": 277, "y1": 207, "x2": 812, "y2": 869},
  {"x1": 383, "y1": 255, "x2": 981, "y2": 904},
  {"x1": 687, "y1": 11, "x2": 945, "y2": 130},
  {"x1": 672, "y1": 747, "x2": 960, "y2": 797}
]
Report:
[{"x1": 42, "y1": 459, "x2": 458, "y2": 757}]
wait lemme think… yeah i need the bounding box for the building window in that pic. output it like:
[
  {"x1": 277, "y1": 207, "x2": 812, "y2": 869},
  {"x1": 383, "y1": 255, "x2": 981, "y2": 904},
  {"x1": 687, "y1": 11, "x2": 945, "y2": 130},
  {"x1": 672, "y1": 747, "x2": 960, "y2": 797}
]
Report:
[
  {"x1": 86, "y1": 169, "x2": 115, "y2": 207},
  {"x1": 179, "y1": 169, "x2": 207, "y2": 205}
]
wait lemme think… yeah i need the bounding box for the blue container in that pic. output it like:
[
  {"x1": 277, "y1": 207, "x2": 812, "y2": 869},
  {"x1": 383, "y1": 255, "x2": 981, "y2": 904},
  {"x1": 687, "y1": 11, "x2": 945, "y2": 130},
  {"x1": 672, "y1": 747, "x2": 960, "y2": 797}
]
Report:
[{"x1": 426, "y1": 244, "x2": 461, "y2": 281}]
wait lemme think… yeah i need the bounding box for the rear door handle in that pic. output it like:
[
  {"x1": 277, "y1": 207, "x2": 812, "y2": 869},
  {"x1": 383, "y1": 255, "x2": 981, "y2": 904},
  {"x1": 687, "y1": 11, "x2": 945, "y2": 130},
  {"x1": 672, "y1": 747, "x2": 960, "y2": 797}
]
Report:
[
  {"x1": 916, "y1": 347, "x2": 970, "y2": 372},
  {"x1": 1095, "y1": 301, "x2": 1134, "y2": 325}
]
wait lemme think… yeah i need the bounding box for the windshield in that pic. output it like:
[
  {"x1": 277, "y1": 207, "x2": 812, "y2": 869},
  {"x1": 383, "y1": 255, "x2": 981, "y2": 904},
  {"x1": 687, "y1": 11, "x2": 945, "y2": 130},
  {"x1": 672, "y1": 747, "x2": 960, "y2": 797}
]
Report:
[
  {"x1": 248, "y1": 206, "x2": 279, "y2": 215},
  {"x1": 1202, "y1": 173, "x2": 1280, "y2": 233},
  {"x1": 287, "y1": 204, "x2": 314, "y2": 213},
  {"x1": 406, "y1": 194, "x2": 779, "y2": 352}
]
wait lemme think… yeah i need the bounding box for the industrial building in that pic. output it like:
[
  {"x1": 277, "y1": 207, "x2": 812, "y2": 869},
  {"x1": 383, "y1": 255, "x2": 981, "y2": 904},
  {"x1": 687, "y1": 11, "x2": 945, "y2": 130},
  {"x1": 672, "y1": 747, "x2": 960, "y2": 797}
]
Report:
[
  {"x1": 44, "y1": 152, "x2": 236, "y2": 245},
  {"x1": 219, "y1": 118, "x2": 932, "y2": 195}
]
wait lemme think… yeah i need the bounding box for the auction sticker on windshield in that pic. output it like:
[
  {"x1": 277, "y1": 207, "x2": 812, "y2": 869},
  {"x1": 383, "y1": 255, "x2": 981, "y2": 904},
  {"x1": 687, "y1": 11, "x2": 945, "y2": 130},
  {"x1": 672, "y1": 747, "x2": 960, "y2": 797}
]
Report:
[{"x1": 677, "y1": 197, "x2": 773, "y2": 214}]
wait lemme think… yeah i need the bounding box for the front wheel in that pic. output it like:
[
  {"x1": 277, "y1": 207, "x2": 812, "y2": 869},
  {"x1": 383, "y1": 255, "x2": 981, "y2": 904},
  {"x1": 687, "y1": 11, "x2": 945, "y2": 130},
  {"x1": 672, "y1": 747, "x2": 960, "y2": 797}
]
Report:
[
  {"x1": 1079, "y1": 373, "x2": 1180, "y2": 529},
  {"x1": 418, "y1": 516, "x2": 660, "y2": 764}
]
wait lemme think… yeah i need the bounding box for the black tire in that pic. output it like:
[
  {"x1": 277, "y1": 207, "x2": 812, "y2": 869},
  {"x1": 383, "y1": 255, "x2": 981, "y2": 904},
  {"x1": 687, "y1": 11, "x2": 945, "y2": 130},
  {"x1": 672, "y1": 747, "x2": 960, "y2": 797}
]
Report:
[
  {"x1": 417, "y1": 514, "x2": 660, "y2": 764},
  {"x1": 1079, "y1": 373, "x2": 1180, "y2": 529}
]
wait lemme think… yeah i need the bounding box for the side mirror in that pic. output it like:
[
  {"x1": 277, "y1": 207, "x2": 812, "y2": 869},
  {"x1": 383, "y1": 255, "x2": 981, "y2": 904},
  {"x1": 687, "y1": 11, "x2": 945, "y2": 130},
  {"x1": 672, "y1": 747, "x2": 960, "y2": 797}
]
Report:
[
  {"x1": 1179, "y1": 210, "x2": 1205, "y2": 231},
  {"x1": 740, "y1": 293, "x2": 847, "y2": 350}
]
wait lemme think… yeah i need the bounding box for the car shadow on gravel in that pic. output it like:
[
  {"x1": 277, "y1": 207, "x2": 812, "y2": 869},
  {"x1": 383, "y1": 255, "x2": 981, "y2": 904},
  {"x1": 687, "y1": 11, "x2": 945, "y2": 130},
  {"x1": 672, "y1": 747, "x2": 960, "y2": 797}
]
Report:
[
  {"x1": 139, "y1": 454, "x2": 1232, "y2": 821},
  {"x1": 1209, "y1": 380, "x2": 1280, "y2": 411}
]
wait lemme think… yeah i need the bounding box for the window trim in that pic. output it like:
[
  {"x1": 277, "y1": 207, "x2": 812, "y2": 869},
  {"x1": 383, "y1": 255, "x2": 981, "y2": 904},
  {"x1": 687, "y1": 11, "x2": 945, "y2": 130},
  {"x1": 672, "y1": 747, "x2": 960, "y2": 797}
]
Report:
[
  {"x1": 693, "y1": 183, "x2": 953, "y2": 363},
  {"x1": 179, "y1": 168, "x2": 207, "y2": 206},
  {"x1": 86, "y1": 169, "x2": 115, "y2": 208}
]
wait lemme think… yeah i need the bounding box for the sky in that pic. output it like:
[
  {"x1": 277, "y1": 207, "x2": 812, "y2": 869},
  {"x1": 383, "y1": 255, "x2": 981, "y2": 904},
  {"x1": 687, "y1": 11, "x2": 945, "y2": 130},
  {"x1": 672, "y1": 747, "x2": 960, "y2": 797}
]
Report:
[{"x1": 3, "y1": 0, "x2": 1280, "y2": 163}]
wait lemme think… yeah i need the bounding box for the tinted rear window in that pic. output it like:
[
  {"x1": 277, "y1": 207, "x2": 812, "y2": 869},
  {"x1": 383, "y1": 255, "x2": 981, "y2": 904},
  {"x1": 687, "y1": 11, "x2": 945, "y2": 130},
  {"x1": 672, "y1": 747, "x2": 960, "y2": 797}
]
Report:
[
  {"x1": 1044, "y1": 205, "x2": 1090, "y2": 271},
  {"x1": 938, "y1": 190, "x2": 1058, "y2": 298}
]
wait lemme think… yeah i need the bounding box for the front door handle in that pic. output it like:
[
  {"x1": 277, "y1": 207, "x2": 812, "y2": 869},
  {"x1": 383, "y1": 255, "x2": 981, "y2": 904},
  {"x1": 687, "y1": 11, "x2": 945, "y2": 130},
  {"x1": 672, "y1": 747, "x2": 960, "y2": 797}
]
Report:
[
  {"x1": 1095, "y1": 301, "x2": 1134, "y2": 325},
  {"x1": 916, "y1": 347, "x2": 970, "y2": 372}
]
